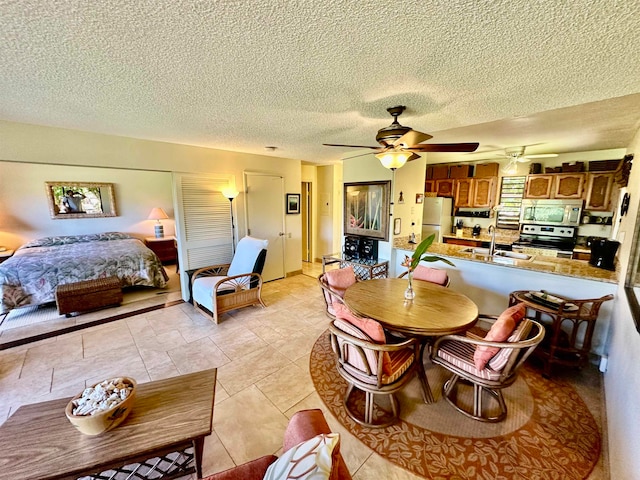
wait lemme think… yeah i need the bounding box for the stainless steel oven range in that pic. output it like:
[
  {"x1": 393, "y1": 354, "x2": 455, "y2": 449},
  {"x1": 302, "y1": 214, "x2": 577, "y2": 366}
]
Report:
[{"x1": 512, "y1": 224, "x2": 577, "y2": 259}]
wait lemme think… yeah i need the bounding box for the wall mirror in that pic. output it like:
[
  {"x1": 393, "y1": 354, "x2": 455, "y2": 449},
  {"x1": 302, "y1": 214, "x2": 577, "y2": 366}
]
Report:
[
  {"x1": 625, "y1": 200, "x2": 640, "y2": 333},
  {"x1": 344, "y1": 181, "x2": 391, "y2": 241},
  {"x1": 45, "y1": 182, "x2": 117, "y2": 219}
]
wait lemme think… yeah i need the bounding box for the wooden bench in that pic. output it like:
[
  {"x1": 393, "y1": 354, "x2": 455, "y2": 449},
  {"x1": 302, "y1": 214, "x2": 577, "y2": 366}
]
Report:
[{"x1": 55, "y1": 276, "x2": 123, "y2": 317}]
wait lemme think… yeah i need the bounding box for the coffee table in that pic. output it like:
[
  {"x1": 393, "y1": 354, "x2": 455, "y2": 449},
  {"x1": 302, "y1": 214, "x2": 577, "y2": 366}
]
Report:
[
  {"x1": 344, "y1": 278, "x2": 478, "y2": 403},
  {"x1": 0, "y1": 368, "x2": 217, "y2": 480}
]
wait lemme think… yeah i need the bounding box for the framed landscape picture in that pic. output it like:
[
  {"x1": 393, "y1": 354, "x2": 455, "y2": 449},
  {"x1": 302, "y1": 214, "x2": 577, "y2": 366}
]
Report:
[{"x1": 286, "y1": 193, "x2": 301, "y2": 214}]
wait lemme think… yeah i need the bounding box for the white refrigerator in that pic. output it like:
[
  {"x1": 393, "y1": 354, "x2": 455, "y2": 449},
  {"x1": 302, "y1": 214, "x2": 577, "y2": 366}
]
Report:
[{"x1": 421, "y1": 197, "x2": 453, "y2": 243}]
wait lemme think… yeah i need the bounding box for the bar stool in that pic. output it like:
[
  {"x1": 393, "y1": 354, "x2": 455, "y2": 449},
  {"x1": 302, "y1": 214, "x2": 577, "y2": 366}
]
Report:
[{"x1": 508, "y1": 290, "x2": 613, "y2": 377}]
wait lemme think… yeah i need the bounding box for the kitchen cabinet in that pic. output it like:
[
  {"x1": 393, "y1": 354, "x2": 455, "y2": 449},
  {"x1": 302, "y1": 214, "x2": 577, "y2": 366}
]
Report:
[
  {"x1": 431, "y1": 165, "x2": 450, "y2": 179},
  {"x1": 472, "y1": 177, "x2": 496, "y2": 208},
  {"x1": 553, "y1": 173, "x2": 585, "y2": 199},
  {"x1": 524, "y1": 173, "x2": 585, "y2": 199},
  {"x1": 443, "y1": 237, "x2": 484, "y2": 247},
  {"x1": 584, "y1": 172, "x2": 615, "y2": 211},
  {"x1": 436, "y1": 179, "x2": 455, "y2": 198},
  {"x1": 524, "y1": 175, "x2": 554, "y2": 198},
  {"x1": 453, "y1": 177, "x2": 496, "y2": 208},
  {"x1": 449, "y1": 164, "x2": 473, "y2": 178},
  {"x1": 424, "y1": 179, "x2": 436, "y2": 193},
  {"x1": 454, "y1": 178, "x2": 473, "y2": 207}
]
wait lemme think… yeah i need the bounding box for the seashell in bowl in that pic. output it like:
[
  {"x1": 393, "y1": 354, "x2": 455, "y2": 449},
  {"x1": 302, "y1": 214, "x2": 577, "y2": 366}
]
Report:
[{"x1": 65, "y1": 376, "x2": 137, "y2": 436}]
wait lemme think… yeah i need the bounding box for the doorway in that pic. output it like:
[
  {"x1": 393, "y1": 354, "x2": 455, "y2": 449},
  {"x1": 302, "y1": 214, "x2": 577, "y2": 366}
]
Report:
[
  {"x1": 302, "y1": 181, "x2": 312, "y2": 263},
  {"x1": 244, "y1": 173, "x2": 286, "y2": 281}
]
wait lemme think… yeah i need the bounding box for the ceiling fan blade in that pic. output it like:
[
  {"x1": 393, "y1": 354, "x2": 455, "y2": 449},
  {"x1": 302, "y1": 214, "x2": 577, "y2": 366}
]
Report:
[
  {"x1": 392, "y1": 129, "x2": 433, "y2": 147},
  {"x1": 407, "y1": 153, "x2": 422, "y2": 162},
  {"x1": 524, "y1": 153, "x2": 559, "y2": 159},
  {"x1": 323, "y1": 143, "x2": 381, "y2": 150},
  {"x1": 407, "y1": 142, "x2": 480, "y2": 153}
]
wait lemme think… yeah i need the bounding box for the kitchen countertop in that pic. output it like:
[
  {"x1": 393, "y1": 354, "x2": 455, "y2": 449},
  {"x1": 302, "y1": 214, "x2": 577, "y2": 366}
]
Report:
[
  {"x1": 394, "y1": 238, "x2": 618, "y2": 284},
  {"x1": 442, "y1": 227, "x2": 520, "y2": 245}
]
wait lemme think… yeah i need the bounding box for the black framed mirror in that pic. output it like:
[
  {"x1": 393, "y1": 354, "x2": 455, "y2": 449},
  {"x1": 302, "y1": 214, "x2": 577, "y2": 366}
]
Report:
[{"x1": 45, "y1": 182, "x2": 117, "y2": 219}]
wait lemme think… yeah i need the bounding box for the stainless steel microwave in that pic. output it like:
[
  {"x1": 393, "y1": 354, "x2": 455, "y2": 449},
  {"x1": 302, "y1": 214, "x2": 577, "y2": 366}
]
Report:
[{"x1": 519, "y1": 199, "x2": 583, "y2": 226}]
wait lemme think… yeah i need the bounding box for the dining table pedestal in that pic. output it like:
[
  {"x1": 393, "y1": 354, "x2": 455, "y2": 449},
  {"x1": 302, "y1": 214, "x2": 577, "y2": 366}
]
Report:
[{"x1": 344, "y1": 278, "x2": 479, "y2": 404}]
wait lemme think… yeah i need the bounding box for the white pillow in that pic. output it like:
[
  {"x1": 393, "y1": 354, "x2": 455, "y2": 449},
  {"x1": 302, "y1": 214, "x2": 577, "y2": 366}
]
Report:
[
  {"x1": 262, "y1": 433, "x2": 339, "y2": 480},
  {"x1": 228, "y1": 236, "x2": 268, "y2": 276}
]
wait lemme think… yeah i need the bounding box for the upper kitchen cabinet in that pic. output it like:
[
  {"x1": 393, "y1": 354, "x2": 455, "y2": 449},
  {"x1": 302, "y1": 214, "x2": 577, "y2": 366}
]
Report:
[
  {"x1": 524, "y1": 174, "x2": 554, "y2": 198},
  {"x1": 472, "y1": 177, "x2": 496, "y2": 208},
  {"x1": 449, "y1": 164, "x2": 473, "y2": 178},
  {"x1": 425, "y1": 179, "x2": 436, "y2": 193},
  {"x1": 553, "y1": 173, "x2": 585, "y2": 199},
  {"x1": 585, "y1": 172, "x2": 615, "y2": 211},
  {"x1": 454, "y1": 178, "x2": 473, "y2": 207},
  {"x1": 524, "y1": 173, "x2": 585, "y2": 199},
  {"x1": 436, "y1": 179, "x2": 455, "y2": 198}
]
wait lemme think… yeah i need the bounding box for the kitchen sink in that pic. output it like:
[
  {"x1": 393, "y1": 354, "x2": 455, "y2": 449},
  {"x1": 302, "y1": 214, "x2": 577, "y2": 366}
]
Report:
[{"x1": 460, "y1": 248, "x2": 532, "y2": 262}]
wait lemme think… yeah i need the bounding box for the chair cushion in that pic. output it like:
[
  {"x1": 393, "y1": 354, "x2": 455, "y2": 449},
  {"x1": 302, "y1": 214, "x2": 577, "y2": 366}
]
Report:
[
  {"x1": 228, "y1": 236, "x2": 268, "y2": 276},
  {"x1": 487, "y1": 319, "x2": 533, "y2": 371},
  {"x1": 192, "y1": 276, "x2": 235, "y2": 311},
  {"x1": 324, "y1": 267, "x2": 357, "y2": 297},
  {"x1": 412, "y1": 265, "x2": 449, "y2": 286},
  {"x1": 436, "y1": 339, "x2": 503, "y2": 381},
  {"x1": 473, "y1": 303, "x2": 526, "y2": 370},
  {"x1": 333, "y1": 304, "x2": 392, "y2": 375},
  {"x1": 262, "y1": 433, "x2": 339, "y2": 480}
]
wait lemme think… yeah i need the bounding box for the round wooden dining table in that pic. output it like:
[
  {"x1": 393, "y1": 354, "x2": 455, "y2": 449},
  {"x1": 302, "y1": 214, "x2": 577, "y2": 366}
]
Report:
[{"x1": 344, "y1": 277, "x2": 479, "y2": 403}]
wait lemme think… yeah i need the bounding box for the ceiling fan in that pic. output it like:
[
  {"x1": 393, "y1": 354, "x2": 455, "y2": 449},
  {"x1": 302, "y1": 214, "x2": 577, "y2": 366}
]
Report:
[
  {"x1": 498, "y1": 146, "x2": 558, "y2": 174},
  {"x1": 323, "y1": 106, "x2": 479, "y2": 168}
]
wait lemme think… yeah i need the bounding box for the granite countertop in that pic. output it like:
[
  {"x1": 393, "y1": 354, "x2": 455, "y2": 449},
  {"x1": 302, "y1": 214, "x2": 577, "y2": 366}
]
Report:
[
  {"x1": 441, "y1": 227, "x2": 520, "y2": 245},
  {"x1": 394, "y1": 238, "x2": 618, "y2": 284}
]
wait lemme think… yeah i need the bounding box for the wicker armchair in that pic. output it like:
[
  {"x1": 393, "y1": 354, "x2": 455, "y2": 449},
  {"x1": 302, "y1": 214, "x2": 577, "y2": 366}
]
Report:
[
  {"x1": 431, "y1": 316, "x2": 544, "y2": 422},
  {"x1": 318, "y1": 267, "x2": 357, "y2": 319},
  {"x1": 191, "y1": 236, "x2": 267, "y2": 324}
]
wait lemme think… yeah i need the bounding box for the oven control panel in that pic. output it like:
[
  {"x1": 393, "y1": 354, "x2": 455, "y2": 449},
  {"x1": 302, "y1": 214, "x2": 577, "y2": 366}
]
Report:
[{"x1": 520, "y1": 224, "x2": 576, "y2": 238}]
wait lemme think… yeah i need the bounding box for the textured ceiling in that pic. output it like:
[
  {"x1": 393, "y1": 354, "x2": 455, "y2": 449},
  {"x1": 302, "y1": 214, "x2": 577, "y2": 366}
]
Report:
[{"x1": 1, "y1": 1, "x2": 640, "y2": 165}]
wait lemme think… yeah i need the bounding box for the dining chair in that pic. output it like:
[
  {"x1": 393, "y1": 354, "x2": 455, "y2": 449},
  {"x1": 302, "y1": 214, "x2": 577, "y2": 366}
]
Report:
[
  {"x1": 191, "y1": 236, "x2": 267, "y2": 323},
  {"x1": 328, "y1": 314, "x2": 420, "y2": 428},
  {"x1": 430, "y1": 313, "x2": 544, "y2": 422},
  {"x1": 318, "y1": 266, "x2": 357, "y2": 319},
  {"x1": 397, "y1": 264, "x2": 450, "y2": 287}
]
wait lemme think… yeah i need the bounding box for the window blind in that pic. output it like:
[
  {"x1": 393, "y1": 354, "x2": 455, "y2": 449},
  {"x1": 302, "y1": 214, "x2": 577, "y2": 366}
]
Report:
[{"x1": 497, "y1": 176, "x2": 526, "y2": 229}]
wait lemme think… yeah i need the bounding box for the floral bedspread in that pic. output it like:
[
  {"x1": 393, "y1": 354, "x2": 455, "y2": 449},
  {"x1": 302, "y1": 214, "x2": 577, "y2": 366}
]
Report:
[{"x1": 0, "y1": 232, "x2": 169, "y2": 313}]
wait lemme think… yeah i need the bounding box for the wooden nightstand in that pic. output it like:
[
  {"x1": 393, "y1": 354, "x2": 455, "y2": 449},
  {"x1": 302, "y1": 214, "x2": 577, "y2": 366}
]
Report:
[
  {"x1": 0, "y1": 249, "x2": 14, "y2": 264},
  {"x1": 144, "y1": 237, "x2": 177, "y2": 265}
]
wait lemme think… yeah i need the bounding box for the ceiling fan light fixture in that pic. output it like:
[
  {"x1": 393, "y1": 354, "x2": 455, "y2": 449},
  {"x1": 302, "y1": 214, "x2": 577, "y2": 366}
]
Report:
[{"x1": 375, "y1": 150, "x2": 411, "y2": 170}]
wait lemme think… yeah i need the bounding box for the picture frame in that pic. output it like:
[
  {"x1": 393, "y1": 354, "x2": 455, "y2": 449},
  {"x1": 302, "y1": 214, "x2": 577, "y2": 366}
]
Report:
[
  {"x1": 393, "y1": 217, "x2": 402, "y2": 235},
  {"x1": 416, "y1": 193, "x2": 424, "y2": 204},
  {"x1": 45, "y1": 182, "x2": 117, "y2": 220},
  {"x1": 344, "y1": 181, "x2": 391, "y2": 241},
  {"x1": 286, "y1": 193, "x2": 301, "y2": 214}
]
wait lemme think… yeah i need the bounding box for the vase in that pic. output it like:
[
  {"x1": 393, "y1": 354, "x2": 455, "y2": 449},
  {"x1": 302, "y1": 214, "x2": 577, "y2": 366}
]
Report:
[{"x1": 404, "y1": 271, "x2": 415, "y2": 300}]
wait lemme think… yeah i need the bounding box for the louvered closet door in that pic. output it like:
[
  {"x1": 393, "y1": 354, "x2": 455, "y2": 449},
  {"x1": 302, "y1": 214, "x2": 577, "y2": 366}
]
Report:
[{"x1": 173, "y1": 173, "x2": 234, "y2": 301}]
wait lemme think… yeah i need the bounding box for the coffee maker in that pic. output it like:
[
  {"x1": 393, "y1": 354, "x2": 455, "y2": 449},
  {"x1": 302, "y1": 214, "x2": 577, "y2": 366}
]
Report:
[{"x1": 589, "y1": 238, "x2": 620, "y2": 271}]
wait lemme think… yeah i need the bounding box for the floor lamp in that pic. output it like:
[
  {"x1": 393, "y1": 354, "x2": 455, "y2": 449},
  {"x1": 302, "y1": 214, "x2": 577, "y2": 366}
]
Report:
[{"x1": 223, "y1": 189, "x2": 239, "y2": 253}]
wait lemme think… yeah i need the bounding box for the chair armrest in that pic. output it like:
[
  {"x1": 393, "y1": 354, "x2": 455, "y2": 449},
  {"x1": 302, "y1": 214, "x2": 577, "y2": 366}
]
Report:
[
  {"x1": 432, "y1": 322, "x2": 544, "y2": 352},
  {"x1": 191, "y1": 264, "x2": 231, "y2": 281},
  {"x1": 329, "y1": 323, "x2": 418, "y2": 351},
  {"x1": 212, "y1": 272, "x2": 263, "y2": 293}
]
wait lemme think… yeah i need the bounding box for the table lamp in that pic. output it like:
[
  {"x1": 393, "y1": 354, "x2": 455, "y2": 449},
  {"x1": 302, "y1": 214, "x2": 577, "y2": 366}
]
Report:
[{"x1": 148, "y1": 207, "x2": 169, "y2": 238}]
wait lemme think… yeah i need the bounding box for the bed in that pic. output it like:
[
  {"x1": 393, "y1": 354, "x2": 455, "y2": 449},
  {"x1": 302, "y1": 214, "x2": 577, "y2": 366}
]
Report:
[{"x1": 0, "y1": 232, "x2": 169, "y2": 313}]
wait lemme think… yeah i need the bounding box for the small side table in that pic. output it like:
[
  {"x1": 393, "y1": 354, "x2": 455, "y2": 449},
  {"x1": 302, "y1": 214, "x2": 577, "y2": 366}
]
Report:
[
  {"x1": 509, "y1": 290, "x2": 613, "y2": 377},
  {"x1": 0, "y1": 250, "x2": 14, "y2": 264},
  {"x1": 144, "y1": 237, "x2": 177, "y2": 265}
]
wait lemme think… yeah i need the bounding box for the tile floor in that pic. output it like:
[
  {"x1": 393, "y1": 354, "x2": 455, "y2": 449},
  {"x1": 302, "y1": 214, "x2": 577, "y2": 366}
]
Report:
[{"x1": 0, "y1": 262, "x2": 608, "y2": 479}]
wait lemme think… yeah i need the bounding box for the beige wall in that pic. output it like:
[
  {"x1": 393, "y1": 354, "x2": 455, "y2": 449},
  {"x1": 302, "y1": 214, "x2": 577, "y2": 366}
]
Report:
[
  {"x1": 0, "y1": 120, "x2": 303, "y2": 275},
  {"x1": 604, "y1": 129, "x2": 640, "y2": 478}
]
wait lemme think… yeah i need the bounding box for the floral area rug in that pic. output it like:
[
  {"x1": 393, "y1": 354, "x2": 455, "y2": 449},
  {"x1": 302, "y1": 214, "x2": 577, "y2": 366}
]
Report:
[{"x1": 310, "y1": 330, "x2": 601, "y2": 479}]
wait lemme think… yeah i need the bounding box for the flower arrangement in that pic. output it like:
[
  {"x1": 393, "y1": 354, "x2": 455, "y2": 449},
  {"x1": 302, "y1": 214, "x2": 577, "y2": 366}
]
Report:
[{"x1": 401, "y1": 234, "x2": 455, "y2": 299}]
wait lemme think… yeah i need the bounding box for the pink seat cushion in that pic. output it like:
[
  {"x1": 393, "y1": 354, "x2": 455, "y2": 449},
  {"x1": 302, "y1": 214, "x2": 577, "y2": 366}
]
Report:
[
  {"x1": 473, "y1": 303, "x2": 526, "y2": 370},
  {"x1": 412, "y1": 265, "x2": 448, "y2": 286},
  {"x1": 324, "y1": 267, "x2": 357, "y2": 297},
  {"x1": 333, "y1": 303, "x2": 392, "y2": 375}
]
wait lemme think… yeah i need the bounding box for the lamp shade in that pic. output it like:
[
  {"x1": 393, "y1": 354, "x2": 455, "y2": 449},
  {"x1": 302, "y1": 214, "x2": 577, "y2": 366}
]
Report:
[
  {"x1": 375, "y1": 151, "x2": 412, "y2": 170},
  {"x1": 147, "y1": 208, "x2": 169, "y2": 221},
  {"x1": 222, "y1": 188, "x2": 239, "y2": 200}
]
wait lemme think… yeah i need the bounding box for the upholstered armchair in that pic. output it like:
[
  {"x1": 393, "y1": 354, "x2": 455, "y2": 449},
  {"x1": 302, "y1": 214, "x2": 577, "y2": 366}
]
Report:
[
  {"x1": 191, "y1": 236, "x2": 267, "y2": 324},
  {"x1": 328, "y1": 304, "x2": 420, "y2": 428},
  {"x1": 317, "y1": 266, "x2": 357, "y2": 319},
  {"x1": 431, "y1": 306, "x2": 544, "y2": 423}
]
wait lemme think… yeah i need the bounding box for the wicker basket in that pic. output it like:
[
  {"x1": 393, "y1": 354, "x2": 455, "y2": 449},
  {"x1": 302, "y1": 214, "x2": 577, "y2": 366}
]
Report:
[{"x1": 56, "y1": 276, "x2": 123, "y2": 317}]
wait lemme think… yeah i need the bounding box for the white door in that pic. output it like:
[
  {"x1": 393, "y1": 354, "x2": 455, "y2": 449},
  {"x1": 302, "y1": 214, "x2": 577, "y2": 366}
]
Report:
[{"x1": 244, "y1": 173, "x2": 285, "y2": 281}]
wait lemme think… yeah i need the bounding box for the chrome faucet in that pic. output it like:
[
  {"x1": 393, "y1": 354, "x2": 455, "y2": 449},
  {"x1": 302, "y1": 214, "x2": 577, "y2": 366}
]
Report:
[{"x1": 488, "y1": 225, "x2": 497, "y2": 257}]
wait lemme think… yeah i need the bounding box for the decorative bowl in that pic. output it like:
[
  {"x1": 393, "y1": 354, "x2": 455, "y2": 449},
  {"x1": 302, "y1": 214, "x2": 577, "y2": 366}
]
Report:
[{"x1": 65, "y1": 376, "x2": 137, "y2": 436}]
